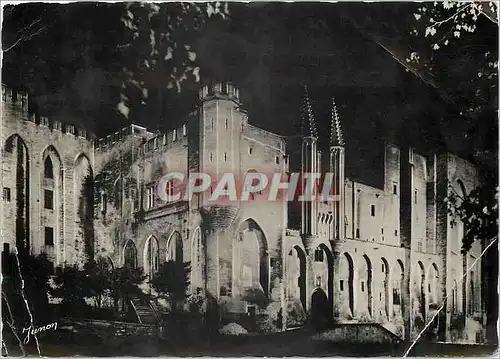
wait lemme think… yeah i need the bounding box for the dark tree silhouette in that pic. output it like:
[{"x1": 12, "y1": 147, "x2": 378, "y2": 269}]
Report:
[{"x1": 150, "y1": 261, "x2": 190, "y2": 312}]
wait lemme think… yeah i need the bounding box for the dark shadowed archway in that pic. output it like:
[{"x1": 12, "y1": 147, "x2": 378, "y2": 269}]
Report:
[
  {"x1": 167, "y1": 231, "x2": 183, "y2": 263},
  {"x1": 75, "y1": 154, "x2": 94, "y2": 263},
  {"x1": 392, "y1": 259, "x2": 404, "y2": 319},
  {"x1": 233, "y1": 218, "x2": 269, "y2": 298},
  {"x1": 288, "y1": 245, "x2": 307, "y2": 311},
  {"x1": 4, "y1": 134, "x2": 30, "y2": 252},
  {"x1": 144, "y1": 235, "x2": 159, "y2": 279},
  {"x1": 381, "y1": 257, "x2": 390, "y2": 319},
  {"x1": 312, "y1": 243, "x2": 333, "y2": 306},
  {"x1": 415, "y1": 261, "x2": 426, "y2": 320},
  {"x1": 311, "y1": 287, "x2": 331, "y2": 331},
  {"x1": 339, "y1": 252, "x2": 355, "y2": 317},
  {"x1": 124, "y1": 240, "x2": 138, "y2": 269},
  {"x1": 359, "y1": 254, "x2": 373, "y2": 317}
]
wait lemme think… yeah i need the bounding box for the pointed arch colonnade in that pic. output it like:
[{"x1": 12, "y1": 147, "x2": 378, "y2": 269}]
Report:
[
  {"x1": 122, "y1": 227, "x2": 204, "y2": 293},
  {"x1": 2, "y1": 133, "x2": 93, "y2": 265},
  {"x1": 285, "y1": 240, "x2": 442, "y2": 331}
]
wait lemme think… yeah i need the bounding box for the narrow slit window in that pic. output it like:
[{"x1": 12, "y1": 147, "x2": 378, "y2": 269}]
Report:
[
  {"x1": 44, "y1": 227, "x2": 54, "y2": 246},
  {"x1": 3, "y1": 188, "x2": 11, "y2": 202},
  {"x1": 44, "y1": 157, "x2": 54, "y2": 179},
  {"x1": 165, "y1": 180, "x2": 175, "y2": 202},
  {"x1": 147, "y1": 186, "x2": 155, "y2": 209},
  {"x1": 44, "y1": 189, "x2": 54, "y2": 210}
]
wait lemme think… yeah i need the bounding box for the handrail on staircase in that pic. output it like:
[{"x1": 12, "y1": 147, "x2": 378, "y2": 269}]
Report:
[
  {"x1": 148, "y1": 300, "x2": 163, "y2": 325},
  {"x1": 129, "y1": 299, "x2": 143, "y2": 324}
]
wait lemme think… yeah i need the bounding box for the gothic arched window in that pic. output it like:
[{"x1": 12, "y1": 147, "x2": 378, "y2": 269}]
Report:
[
  {"x1": 44, "y1": 157, "x2": 54, "y2": 179},
  {"x1": 124, "y1": 240, "x2": 138, "y2": 269}
]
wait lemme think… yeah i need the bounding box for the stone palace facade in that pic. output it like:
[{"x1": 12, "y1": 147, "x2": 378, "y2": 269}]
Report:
[{"x1": 1, "y1": 82, "x2": 488, "y2": 343}]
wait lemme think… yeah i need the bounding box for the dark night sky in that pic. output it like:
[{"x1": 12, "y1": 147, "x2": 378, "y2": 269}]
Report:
[{"x1": 2, "y1": 2, "x2": 498, "y2": 186}]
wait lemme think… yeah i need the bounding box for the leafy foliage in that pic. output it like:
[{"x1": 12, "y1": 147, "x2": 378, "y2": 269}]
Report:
[
  {"x1": 412, "y1": 2, "x2": 497, "y2": 53},
  {"x1": 241, "y1": 287, "x2": 269, "y2": 309},
  {"x1": 108, "y1": 266, "x2": 148, "y2": 312},
  {"x1": 150, "y1": 261, "x2": 190, "y2": 311},
  {"x1": 93, "y1": 149, "x2": 136, "y2": 213},
  {"x1": 84, "y1": 257, "x2": 114, "y2": 309},
  {"x1": 186, "y1": 292, "x2": 205, "y2": 314},
  {"x1": 1, "y1": 2, "x2": 229, "y2": 133},
  {"x1": 50, "y1": 265, "x2": 89, "y2": 315},
  {"x1": 115, "y1": 2, "x2": 229, "y2": 119},
  {"x1": 49, "y1": 258, "x2": 146, "y2": 316},
  {"x1": 408, "y1": 1, "x2": 498, "y2": 119},
  {"x1": 3, "y1": 252, "x2": 53, "y2": 324},
  {"x1": 446, "y1": 182, "x2": 498, "y2": 253}
]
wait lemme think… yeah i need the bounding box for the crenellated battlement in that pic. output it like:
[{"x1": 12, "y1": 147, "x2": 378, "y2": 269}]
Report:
[
  {"x1": 140, "y1": 123, "x2": 188, "y2": 156},
  {"x1": 2, "y1": 84, "x2": 95, "y2": 140},
  {"x1": 2, "y1": 84, "x2": 29, "y2": 112},
  {"x1": 3, "y1": 82, "x2": 242, "y2": 150},
  {"x1": 95, "y1": 123, "x2": 154, "y2": 151},
  {"x1": 199, "y1": 82, "x2": 240, "y2": 104}
]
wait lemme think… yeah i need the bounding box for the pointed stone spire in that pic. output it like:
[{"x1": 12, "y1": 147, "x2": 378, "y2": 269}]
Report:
[
  {"x1": 330, "y1": 97, "x2": 345, "y2": 147},
  {"x1": 301, "y1": 85, "x2": 318, "y2": 138}
]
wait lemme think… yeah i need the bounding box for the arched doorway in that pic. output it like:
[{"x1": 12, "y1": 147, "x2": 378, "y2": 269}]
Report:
[
  {"x1": 359, "y1": 255, "x2": 373, "y2": 318},
  {"x1": 287, "y1": 245, "x2": 307, "y2": 311},
  {"x1": 339, "y1": 252, "x2": 354, "y2": 317},
  {"x1": 380, "y1": 257, "x2": 390, "y2": 319},
  {"x1": 428, "y1": 263, "x2": 440, "y2": 306},
  {"x1": 144, "y1": 236, "x2": 159, "y2": 279},
  {"x1": 415, "y1": 261, "x2": 426, "y2": 321},
  {"x1": 427, "y1": 262, "x2": 440, "y2": 341},
  {"x1": 167, "y1": 231, "x2": 183, "y2": 263},
  {"x1": 124, "y1": 240, "x2": 138, "y2": 269},
  {"x1": 4, "y1": 135, "x2": 30, "y2": 251},
  {"x1": 311, "y1": 288, "x2": 331, "y2": 331},
  {"x1": 232, "y1": 219, "x2": 269, "y2": 300},
  {"x1": 392, "y1": 260, "x2": 404, "y2": 318},
  {"x1": 312, "y1": 244, "x2": 333, "y2": 305},
  {"x1": 74, "y1": 154, "x2": 94, "y2": 263}
]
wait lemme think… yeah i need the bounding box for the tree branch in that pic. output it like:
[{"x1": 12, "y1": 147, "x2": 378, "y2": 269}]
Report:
[
  {"x1": 480, "y1": 1, "x2": 498, "y2": 24},
  {"x1": 430, "y1": 3, "x2": 472, "y2": 29},
  {"x1": 3, "y1": 17, "x2": 47, "y2": 53}
]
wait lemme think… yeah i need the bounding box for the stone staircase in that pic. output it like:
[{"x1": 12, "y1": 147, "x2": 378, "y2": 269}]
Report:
[{"x1": 129, "y1": 298, "x2": 162, "y2": 325}]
